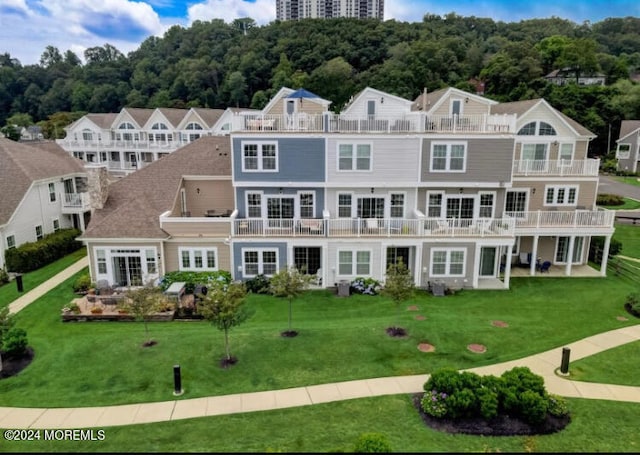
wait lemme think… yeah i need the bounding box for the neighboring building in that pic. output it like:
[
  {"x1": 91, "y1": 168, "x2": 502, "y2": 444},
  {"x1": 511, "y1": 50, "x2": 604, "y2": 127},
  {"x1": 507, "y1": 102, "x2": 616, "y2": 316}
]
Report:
[
  {"x1": 0, "y1": 139, "x2": 91, "y2": 271},
  {"x1": 80, "y1": 86, "x2": 615, "y2": 290},
  {"x1": 56, "y1": 107, "x2": 249, "y2": 176},
  {"x1": 615, "y1": 120, "x2": 640, "y2": 173},
  {"x1": 276, "y1": 0, "x2": 384, "y2": 20},
  {"x1": 544, "y1": 68, "x2": 606, "y2": 86}
]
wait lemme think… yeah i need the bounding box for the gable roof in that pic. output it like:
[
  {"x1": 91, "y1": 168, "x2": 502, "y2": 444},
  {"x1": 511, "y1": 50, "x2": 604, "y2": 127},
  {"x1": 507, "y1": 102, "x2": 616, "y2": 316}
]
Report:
[
  {"x1": 618, "y1": 120, "x2": 640, "y2": 142},
  {"x1": 343, "y1": 87, "x2": 412, "y2": 111},
  {"x1": 80, "y1": 136, "x2": 232, "y2": 240},
  {"x1": 0, "y1": 139, "x2": 85, "y2": 226}
]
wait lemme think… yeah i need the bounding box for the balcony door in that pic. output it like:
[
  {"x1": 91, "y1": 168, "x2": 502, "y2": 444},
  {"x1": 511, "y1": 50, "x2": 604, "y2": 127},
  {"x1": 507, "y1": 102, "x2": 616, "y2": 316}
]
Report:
[
  {"x1": 555, "y1": 237, "x2": 585, "y2": 264},
  {"x1": 112, "y1": 256, "x2": 142, "y2": 287},
  {"x1": 446, "y1": 197, "x2": 474, "y2": 224},
  {"x1": 357, "y1": 197, "x2": 384, "y2": 219},
  {"x1": 267, "y1": 197, "x2": 294, "y2": 228}
]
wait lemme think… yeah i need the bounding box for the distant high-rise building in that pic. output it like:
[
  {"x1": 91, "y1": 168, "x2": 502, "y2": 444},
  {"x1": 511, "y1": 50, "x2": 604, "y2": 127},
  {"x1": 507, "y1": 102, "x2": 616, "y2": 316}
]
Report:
[{"x1": 276, "y1": 0, "x2": 384, "y2": 21}]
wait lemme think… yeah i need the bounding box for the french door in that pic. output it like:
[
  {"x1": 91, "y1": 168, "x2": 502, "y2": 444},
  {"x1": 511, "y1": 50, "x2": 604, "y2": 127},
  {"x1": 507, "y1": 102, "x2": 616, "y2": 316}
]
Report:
[
  {"x1": 112, "y1": 256, "x2": 143, "y2": 287},
  {"x1": 267, "y1": 197, "x2": 294, "y2": 228}
]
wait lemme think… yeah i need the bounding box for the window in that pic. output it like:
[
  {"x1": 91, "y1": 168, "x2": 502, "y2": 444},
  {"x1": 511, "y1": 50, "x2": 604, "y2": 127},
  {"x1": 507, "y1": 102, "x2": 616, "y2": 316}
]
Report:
[
  {"x1": 338, "y1": 144, "x2": 371, "y2": 171},
  {"x1": 390, "y1": 193, "x2": 404, "y2": 218},
  {"x1": 479, "y1": 193, "x2": 494, "y2": 218},
  {"x1": 299, "y1": 192, "x2": 314, "y2": 218},
  {"x1": 82, "y1": 129, "x2": 93, "y2": 141},
  {"x1": 179, "y1": 248, "x2": 217, "y2": 271},
  {"x1": 146, "y1": 249, "x2": 157, "y2": 274},
  {"x1": 338, "y1": 193, "x2": 352, "y2": 218},
  {"x1": 53, "y1": 219, "x2": 60, "y2": 232},
  {"x1": 35, "y1": 225, "x2": 43, "y2": 241},
  {"x1": 427, "y1": 193, "x2": 443, "y2": 217},
  {"x1": 616, "y1": 144, "x2": 631, "y2": 159},
  {"x1": 518, "y1": 121, "x2": 557, "y2": 136},
  {"x1": 267, "y1": 197, "x2": 294, "y2": 219},
  {"x1": 357, "y1": 197, "x2": 384, "y2": 218},
  {"x1": 6, "y1": 235, "x2": 15, "y2": 249},
  {"x1": 96, "y1": 249, "x2": 107, "y2": 274},
  {"x1": 247, "y1": 193, "x2": 262, "y2": 218},
  {"x1": 431, "y1": 249, "x2": 465, "y2": 277},
  {"x1": 545, "y1": 186, "x2": 578, "y2": 206},
  {"x1": 48, "y1": 182, "x2": 56, "y2": 202},
  {"x1": 243, "y1": 249, "x2": 278, "y2": 277},
  {"x1": 505, "y1": 191, "x2": 527, "y2": 214},
  {"x1": 559, "y1": 143, "x2": 574, "y2": 161},
  {"x1": 430, "y1": 142, "x2": 466, "y2": 172},
  {"x1": 242, "y1": 142, "x2": 278, "y2": 172},
  {"x1": 338, "y1": 250, "x2": 371, "y2": 276},
  {"x1": 521, "y1": 143, "x2": 547, "y2": 161}
]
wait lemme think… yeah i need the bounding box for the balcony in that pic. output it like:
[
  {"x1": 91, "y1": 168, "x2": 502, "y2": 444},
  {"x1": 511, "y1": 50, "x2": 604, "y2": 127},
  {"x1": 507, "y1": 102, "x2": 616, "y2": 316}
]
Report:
[
  {"x1": 232, "y1": 217, "x2": 515, "y2": 238},
  {"x1": 512, "y1": 159, "x2": 600, "y2": 177},
  {"x1": 61, "y1": 192, "x2": 90, "y2": 213},
  {"x1": 232, "y1": 112, "x2": 517, "y2": 134},
  {"x1": 508, "y1": 210, "x2": 615, "y2": 235},
  {"x1": 56, "y1": 139, "x2": 184, "y2": 153}
]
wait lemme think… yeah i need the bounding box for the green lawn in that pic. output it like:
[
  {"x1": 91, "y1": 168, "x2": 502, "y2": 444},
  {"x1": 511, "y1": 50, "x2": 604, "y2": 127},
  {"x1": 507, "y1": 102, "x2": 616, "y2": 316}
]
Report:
[
  {"x1": 0, "y1": 248, "x2": 86, "y2": 309},
  {"x1": 599, "y1": 197, "x2": 640, "y2": 210},
  {"x1": 569, "y1": 339, "x2": 640, "y2": 386},
  {"x1": 2, "y1": 269, "x2": 638, "y2": 408},
  {"x1": 2, "y1": 396, "x2": 639, "y2": 452},
  {"x1": 614, "y1": 223, "x2": 640, "y2": 258},
  {"x1": 612, "y1": 176, "x2": 640, "y2": 188}
]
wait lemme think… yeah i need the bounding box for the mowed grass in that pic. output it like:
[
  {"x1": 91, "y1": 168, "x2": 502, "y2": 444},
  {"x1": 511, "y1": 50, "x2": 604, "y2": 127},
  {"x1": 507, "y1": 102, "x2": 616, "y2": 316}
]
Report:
[
  {"x1": 599, "y1": 197, "x2": 640, "y2": 210},
  {"x1": 613, "y1": 223, "x2": 640, "y2": 258},
  {"x1": 612, "y1": 176, "x2": 640, "y2": 188},
  {"x1": 0, "y1": 248, "x2": 86, "y2": 308},
  {"x1": 2, "y1": 268, "x2": 638, "y2": 408},
  {"x1": 569, "y1": 340, "x2": 640, "y2": 386},
  {"x1": 3, "y1": 396, "x2": 639, "y2": 453}
]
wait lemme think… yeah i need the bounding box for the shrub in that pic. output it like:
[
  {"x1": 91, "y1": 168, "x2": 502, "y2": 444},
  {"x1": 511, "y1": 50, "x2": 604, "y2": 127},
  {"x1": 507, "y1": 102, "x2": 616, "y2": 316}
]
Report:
[
  {"x1": 589, "y1": 236, "x2": 622, "y2": 262},
  {"x1": 91, "y1": 307, "x2": 103, "y2": 314},
  {"x1": 518, "y1": 390, "x2": 548, "y2": 425},
  {"x1": 0, "y1": 268, "x2": 9, "y2": 286},
  {"x1": 596, "y1": 193, "x2": 624, "y2": 206},
  {"x1": 72, "y1": 273, "x2": 92, "y2": 293},
  {"x1": 477, "y1": 387, "x2": 499, "y2": 420},
  {"x1": 3, "y1": 328, "x2": 28, "y2": 358},
  {"x1": 159, "y1": 270, "x2": 232, "y2": 293},
  {"x1": 245, "y1": 274, "x2": 271, "y2": 294},
  {"x1": 547, "y1": 394, "x2": 570, "y2": 417},
  {"x1": 352, "y1": 433, "x2": 392, "y2": 453},
  {"x1": 421, "y1": 390, "x2": 449, "y2": 418},
  {"x1": 65, "y1": 302, "x2": 81, "y2": 314},
  {"x1": 625, "y1": 292, "x2": 640, "y2": 307},
  {"x1": 4, "y1": 228, "x2": 82, "y2": 273},
  {"x1": 350, "y1": 277, "x2": 381, "y2": 295}
]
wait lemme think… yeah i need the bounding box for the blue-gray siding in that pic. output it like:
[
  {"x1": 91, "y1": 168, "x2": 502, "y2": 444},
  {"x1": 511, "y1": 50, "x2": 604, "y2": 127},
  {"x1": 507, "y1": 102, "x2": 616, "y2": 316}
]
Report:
[
  {"x1": 235, "y1": 187, "x2": 325, "y2": 218},
  {"x1": 233, "y1": 242, "x2": 288, "y2": 281}
]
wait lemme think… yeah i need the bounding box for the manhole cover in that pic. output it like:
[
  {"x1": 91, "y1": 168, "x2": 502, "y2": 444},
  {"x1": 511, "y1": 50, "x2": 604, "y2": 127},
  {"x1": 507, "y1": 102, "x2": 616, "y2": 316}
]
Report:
[
  {"x1": 491, "y1": 320, "x2": 509, "y2": 327},
  {"x1": 415, "y1": 315, "x2": 426, "y2": 321},
  {"x1": 467, "y1": 344, "x2": 487, "y2": 354},
  {"x1": 418, "y1": 343, "x2": 435, "y2": 353}
]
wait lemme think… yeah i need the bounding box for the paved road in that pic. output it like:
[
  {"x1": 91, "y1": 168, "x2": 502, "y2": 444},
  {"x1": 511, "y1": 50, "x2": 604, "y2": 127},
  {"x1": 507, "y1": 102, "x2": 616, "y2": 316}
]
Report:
[{"x1": 598, "y1": 175, "x2": 640, "y2": 224}]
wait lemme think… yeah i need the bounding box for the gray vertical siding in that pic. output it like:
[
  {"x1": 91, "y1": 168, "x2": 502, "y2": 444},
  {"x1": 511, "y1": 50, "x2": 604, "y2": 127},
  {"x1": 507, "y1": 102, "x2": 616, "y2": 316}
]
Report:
[
  {"x1": 233, "y1": 137, "x2": 325, "y2": 182},
  {"x1": 421, "y1": 137, "x2": 514, "y2": 183}
]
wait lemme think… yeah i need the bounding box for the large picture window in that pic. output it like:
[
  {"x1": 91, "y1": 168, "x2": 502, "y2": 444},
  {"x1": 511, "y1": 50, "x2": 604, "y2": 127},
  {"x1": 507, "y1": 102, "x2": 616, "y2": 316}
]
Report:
[
  {"x1": 179, "y1": 248, "x2": 217, "y2": 271},
  {"x1": 545, "y1": 186, "x2": 578, "y2": 206},
  {"x1": 242, "y1": 142, "x2": 278, "y2": 172}
]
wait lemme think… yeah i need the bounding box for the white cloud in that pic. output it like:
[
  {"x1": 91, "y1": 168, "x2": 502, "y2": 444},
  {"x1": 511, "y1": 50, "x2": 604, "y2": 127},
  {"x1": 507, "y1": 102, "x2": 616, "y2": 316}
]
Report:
[{"x1": 187, "y1": 0, "x2": 276, "y2": 26}]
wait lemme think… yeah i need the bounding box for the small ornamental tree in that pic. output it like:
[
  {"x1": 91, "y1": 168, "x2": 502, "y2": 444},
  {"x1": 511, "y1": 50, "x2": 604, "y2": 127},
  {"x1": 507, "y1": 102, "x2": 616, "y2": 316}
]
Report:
[
  {"x1": 199, "y1": 282, "x2": 251, "y2": 367},
  {"x1": 381, "y1": 258, "x2": 414, "y2": 337},
  {"x1": 269, "y1": 266, "x2": 313, "y2": 337},
  {"x1": 120, "y1": 287, "x2": 167, "y2": 347}
]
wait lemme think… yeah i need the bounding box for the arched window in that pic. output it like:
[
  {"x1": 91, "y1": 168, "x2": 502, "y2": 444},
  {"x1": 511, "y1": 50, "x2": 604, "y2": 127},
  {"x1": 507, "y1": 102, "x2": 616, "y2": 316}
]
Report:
[
  {"x1": 186, "y1": 122, "x2": 203, "y2": 130},
  {"x1": 517, "y1": 121, "x2": 557, "y2": 136},
  {"x1": 517, "y1": 122, "x2": 536, "y2": 135},
  {"x1": 118, "y1": 122, "x2": 135, "y2": 130},
  {"x1": 150, "y1": 122, "x2": 171, "y2": 144},
  {"x1": 538, "y1": 122, "x2": 556, "y2": 136},
  {"x1": 151, "y1": 122, "x2": 169, "y2": 130}
]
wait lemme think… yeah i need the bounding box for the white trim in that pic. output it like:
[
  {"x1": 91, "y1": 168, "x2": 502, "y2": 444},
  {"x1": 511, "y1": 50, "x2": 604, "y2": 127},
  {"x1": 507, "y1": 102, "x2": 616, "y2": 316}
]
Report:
[
  {"x1": 178, "y1": 247, "x2": 219, "y2": 271},
  {"x1": 544, "y1": 185, "x2": 579, "y2": 206},
  {"x1": 246, "y1": 191, "x2": 263, "y2": 218},
  {"x1": 429, "y1": 141, "x2": 467, "y2": 173},
  {"x1": 337, "y1": 248, "x2": 372, "y2": 277},
  {"x1": 337, "y1": 142, "x2": 373, "y2": 172},
  {"x1": 241, "y1": 141, "x2": 278, "y2": 172}
]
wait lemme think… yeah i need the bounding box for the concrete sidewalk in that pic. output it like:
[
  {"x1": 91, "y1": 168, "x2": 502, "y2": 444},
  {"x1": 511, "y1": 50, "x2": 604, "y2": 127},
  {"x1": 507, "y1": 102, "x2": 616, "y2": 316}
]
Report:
[
  {"x1": 8, "y1": 256, "x2": 88, "y2": 315},
  {"x1": 1, "y1": 255, "x2": 639, "y2": 430}
]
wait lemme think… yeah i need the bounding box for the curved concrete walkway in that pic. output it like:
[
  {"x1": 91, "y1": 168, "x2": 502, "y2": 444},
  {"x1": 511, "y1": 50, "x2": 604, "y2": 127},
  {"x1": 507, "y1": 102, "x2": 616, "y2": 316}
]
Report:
[{"x1": 1, "y1": 257, "x2": 640, "y2": 429}]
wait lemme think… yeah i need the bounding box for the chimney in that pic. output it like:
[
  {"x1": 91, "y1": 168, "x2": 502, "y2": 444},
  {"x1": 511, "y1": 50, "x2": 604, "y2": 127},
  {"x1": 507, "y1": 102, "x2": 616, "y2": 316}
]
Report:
[{"x1": 85, "y1": 164, "x2": 109, "y2": 210}]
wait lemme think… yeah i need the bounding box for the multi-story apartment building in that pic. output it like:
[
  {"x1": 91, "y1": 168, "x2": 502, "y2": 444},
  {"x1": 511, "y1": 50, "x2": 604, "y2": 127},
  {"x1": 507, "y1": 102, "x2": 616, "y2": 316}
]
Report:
[
  {"x1": 79, "y1": 86, "x2": 614, "y2": 290},
  {"x1": 615, "y1": 120, "x2": 640, "y2": 173},
  {"x1": 56, "y1": 107, "x2": 249, "y2": 176},
  {"x1": 276, "y1": 0, "x2": 384, "y2": 20}
]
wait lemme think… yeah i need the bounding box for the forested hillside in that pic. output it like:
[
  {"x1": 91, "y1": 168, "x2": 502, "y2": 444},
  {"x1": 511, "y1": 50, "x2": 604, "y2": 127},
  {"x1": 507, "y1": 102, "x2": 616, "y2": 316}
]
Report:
[{"x1": 1, "y1": 14, "x2": 640, "y2": 154}]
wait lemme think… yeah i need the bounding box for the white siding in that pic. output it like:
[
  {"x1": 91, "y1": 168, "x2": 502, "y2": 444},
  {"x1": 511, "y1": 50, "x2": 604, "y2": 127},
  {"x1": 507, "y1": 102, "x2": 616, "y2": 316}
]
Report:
[
  {"x1": 517, "y1": 104, "x2": 575, "y2": 138},
  {"x1": 325, "y1": 188, "x2": 418, "y2": 219},
  {"x1": 327, "y1": 241, "x2": 385, "y2": 283},
  {"x1": 326, "y1": 136, "x2": 421, "y2": 185},
  {"x1": 343, "y1": 92, "x2": 411, "y2": 118}
]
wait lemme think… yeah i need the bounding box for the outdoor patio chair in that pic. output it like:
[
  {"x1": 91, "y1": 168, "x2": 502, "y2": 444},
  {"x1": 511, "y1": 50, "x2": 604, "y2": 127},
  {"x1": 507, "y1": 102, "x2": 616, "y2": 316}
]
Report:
[
  {"x1": 519, "y1": 252, "x2": 531, "y2": 267},
  {"x1": 539, "y1": 261, "x2": 551, "y2": 273}
]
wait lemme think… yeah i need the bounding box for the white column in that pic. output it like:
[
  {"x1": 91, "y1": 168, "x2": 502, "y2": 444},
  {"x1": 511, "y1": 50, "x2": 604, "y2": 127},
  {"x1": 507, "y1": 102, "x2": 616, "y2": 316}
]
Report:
[
  {"x1": 503, "y1": 245, "x2": 512, "y2": 289},
  {"x1": 566, "y1": 236, "x2": 575, "y2": 276},
  {"x1": 530, "y1": 235, "x2": 539, "y2": 276},
  {"x1": 472, "y1": 244, "x2": 481, "y2": 288},
  {"x1": 601, "y1": 236, "x2": 611, "y2": 276}
]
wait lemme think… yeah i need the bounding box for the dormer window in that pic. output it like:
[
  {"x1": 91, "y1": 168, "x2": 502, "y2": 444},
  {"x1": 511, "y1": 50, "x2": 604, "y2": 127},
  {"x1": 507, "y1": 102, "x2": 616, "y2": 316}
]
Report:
[{"x1": 518, "y1": 121, "x2": 557, "y2": 136}]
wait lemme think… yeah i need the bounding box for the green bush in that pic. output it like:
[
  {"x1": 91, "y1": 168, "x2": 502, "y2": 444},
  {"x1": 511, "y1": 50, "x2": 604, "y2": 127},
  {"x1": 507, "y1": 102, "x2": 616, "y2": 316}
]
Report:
[
  {"x1": 245, "y1": 274, "x2": 271, "y2": 294},
  {"x1": 72, "y1": 273, "x2": 92, "y2": 293},
  {"x1": 352, "y1": 433, "x2": 392, "y2": 453},
  {"x1": 518, "y1": 390, "x2": 548, "y2": 425},
  {"x1": 4, "y1": 228, "x2": 82, "y2": 273},
  {"x1": 547, "y1": 394, "x2": 570, "y2": 417},
  {"x1": 596, "y1": 193, "x2": 624, "y2": 206},
  {"x1": 0, "y1": 268, "x2": 9, "y2": 286},
  {"x1": 599, "y1": 158, "x2": 617, "y2": 174},
  {"x1": 350, "y1": 277, "x2": 381, "y2": 295},
  {"x1": 159, "y1": 270, "x2": 232, "y2": 293},
  {"x1": 3, "y1": 327, "x2": 28, "y2": 358},
  {"x1": 589, "y1": 236, "x2": 622, "y2": 262},
  {"x1": 421, "y1": 390, "x2": 449, "y2": 418}
]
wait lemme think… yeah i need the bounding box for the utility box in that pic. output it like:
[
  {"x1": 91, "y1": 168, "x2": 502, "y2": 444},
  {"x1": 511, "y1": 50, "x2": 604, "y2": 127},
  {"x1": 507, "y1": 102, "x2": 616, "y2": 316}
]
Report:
[{"x1": 337, "y1": 280, "x2": 350, "y2": 297}]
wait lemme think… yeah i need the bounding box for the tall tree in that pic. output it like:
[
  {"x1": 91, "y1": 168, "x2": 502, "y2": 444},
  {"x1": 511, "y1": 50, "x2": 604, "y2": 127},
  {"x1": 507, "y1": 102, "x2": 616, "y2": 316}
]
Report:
[{"x1": 199, "y1": 282, "x2": 250, "y2": 366}]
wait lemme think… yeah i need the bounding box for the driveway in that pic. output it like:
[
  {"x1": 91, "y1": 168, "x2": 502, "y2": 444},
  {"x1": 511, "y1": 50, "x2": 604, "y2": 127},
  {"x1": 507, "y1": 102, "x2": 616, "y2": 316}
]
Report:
[{"x1": 598, "y1": 174, "x2": 640, "y2": 223}]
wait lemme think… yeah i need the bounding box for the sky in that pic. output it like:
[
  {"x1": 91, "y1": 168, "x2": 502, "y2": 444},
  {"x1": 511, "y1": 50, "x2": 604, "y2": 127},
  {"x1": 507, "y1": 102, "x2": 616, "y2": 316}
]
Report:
[{"x1": 0, "y1": 0, "x2": 638, "y2": 65}]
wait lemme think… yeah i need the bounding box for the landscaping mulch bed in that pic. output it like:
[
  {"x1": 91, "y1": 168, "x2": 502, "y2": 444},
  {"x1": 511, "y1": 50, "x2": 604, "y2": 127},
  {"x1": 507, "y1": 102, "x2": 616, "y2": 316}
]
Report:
[
  {"x1": 0, "y1": 347, "x2": 34, "y2": 379},
  {"x1": 411, "y1": 394, "x2": 571, "y2": 436},
  {"x1": 386, "y1": 327, "x2": 407, "y2": 337},
  {"x1": 624, "y1": 303, "x2": 640, "y2": 319}
]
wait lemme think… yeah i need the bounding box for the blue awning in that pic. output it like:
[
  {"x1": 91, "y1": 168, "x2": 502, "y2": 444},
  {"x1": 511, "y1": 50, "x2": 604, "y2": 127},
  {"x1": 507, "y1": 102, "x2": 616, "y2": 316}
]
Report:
[{"x1": 286, "y1": 88, "x2": 321, "y2": 99}]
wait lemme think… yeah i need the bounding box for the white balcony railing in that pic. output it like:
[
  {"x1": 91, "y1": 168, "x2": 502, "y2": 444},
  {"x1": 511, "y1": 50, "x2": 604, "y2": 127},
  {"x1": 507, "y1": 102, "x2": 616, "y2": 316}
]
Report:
[
  {"x1": 233, "y1": 217, "x2": 515, "y2": 238},
  {"x1": 513, "y1": 159, "x2": 600, "y2": 177},
  {"x1": 233, "y1": 112, "x2": 517, "y2": 134},
  {"x1": 507, "y1": 210, "x2": 615, "y2": 230},
  {"x1": 62, "y1": 192, "x2": 90, "y2": 211}
]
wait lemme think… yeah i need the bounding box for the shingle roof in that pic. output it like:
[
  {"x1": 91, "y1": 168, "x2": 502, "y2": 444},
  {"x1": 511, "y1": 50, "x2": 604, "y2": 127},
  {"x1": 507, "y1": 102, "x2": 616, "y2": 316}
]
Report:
[
  {"x1": 619, "y1": 120, "x2": 640, "y2": 140},
  {"x1": 157, "y1": 108, "x2": 190, "y2": 128},
  {"x1": 121, "y1": 108, "x2": 154, "y2": 127},
  {"x1": 0, "y1": 139, "x2": 86, "y2": 225},
  {"x1": 192, "y1": 108, "x2": 226, "y2": 128},
  {"x1": 80, "y1": 136, "x2": 232, "y2": 239},
  {"x1": 411, "y1": 88, "x2": 449, "y2": 111}
]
